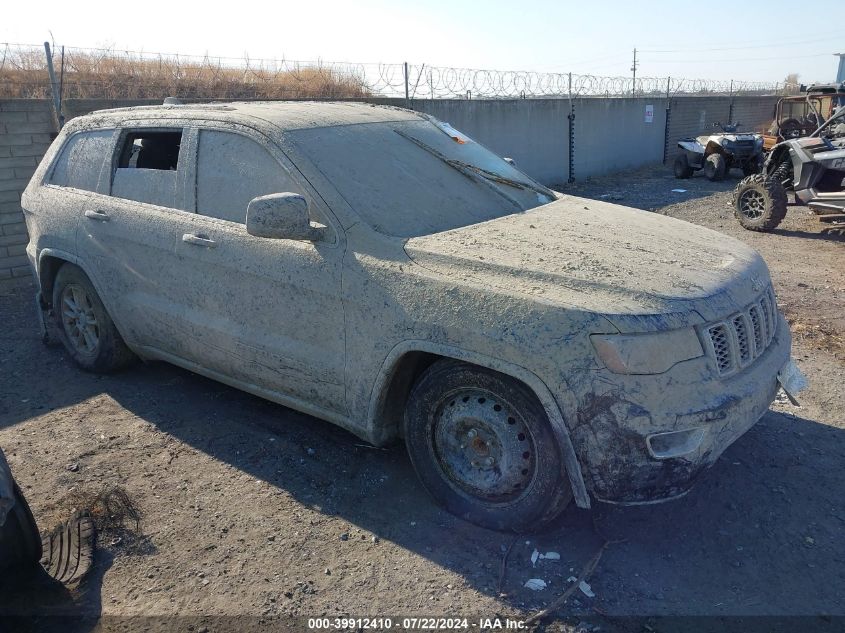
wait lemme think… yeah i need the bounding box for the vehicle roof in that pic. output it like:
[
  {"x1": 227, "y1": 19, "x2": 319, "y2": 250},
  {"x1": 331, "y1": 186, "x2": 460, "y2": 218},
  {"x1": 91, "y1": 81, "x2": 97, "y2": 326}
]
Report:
[
  {"x1": 804, "y1": 82, "x2": 845, "y2": 95},
  {"x1": 78, "y1": 100, "x2": 423, "y2": 132}
]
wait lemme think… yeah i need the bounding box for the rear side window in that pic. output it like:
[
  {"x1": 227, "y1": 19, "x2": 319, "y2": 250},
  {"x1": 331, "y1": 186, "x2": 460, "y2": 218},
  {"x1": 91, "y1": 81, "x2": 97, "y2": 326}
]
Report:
[
  {"x1": 50, "y1": 129, "x2": 114, "y2": 192},
  {"x1": 196, "y1": 130, "x2": 302, "y2": 224},
  {"x1": 112, "y1": 130, "x2": 183, "y2": 208}
]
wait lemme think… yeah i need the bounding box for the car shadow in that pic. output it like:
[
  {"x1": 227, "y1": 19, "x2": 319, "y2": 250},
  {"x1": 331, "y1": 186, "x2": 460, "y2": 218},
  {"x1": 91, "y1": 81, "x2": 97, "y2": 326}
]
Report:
[
  {"x1": 0, "y1": 550, "x2": 111, "y2": 633},
  {"x1": 2, "y1": 283, "x2": 844, "y2": 621},
  {"x1": 771, "y1": 226, "x2": 845, "y2": 242}
]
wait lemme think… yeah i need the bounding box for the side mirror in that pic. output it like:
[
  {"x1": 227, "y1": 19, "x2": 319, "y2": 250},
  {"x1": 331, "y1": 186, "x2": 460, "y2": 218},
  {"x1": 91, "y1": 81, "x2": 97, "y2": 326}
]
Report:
[{"x1": 246, "y1": 193, "x2": 322, "y2": 241}]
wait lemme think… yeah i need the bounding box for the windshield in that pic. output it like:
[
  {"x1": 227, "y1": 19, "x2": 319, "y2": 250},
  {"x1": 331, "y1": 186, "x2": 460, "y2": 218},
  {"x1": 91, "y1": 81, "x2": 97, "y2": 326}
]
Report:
[{"x1": 289, "y1": 119, "x2": 554, "y2": 238}]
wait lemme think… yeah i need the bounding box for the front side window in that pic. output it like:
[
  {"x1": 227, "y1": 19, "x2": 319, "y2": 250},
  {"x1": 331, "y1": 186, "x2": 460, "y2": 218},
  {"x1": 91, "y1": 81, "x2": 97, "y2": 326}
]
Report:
[
  {"x1": 111, "y1": 130, "x2": 183, "y2": 208},
  {"x1": 196, "y1": 130, "x2": 303, "y2": 224},
  {"x1": 49, "y1": 129, "x2": 114, "y2": 192}
]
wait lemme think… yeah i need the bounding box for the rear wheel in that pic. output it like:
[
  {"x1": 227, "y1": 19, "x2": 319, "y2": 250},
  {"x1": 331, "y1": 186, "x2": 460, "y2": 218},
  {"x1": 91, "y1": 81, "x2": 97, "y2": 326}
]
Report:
[
  {"x1": 403, "y1": 360, "x2": 572, "y2": 532},
  {"x1": 732, "y1": 174, "x2": 788, "y2": 231},
  {"x1": 52, "y1": 264, "x2": 135, "y2": 373},
  {"x1": 673, "y1": 154, "x2": 694, "y2": 179},
  {"x1": 704, "y1": 153, "x2": 726, "y2": 181}
]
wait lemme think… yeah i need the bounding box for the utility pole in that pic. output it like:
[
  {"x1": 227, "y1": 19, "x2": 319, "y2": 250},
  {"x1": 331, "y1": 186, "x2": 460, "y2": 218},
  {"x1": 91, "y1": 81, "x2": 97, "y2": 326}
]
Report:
[{"x1": 631, "y1": 48, "x2": 638, "y2": 97}]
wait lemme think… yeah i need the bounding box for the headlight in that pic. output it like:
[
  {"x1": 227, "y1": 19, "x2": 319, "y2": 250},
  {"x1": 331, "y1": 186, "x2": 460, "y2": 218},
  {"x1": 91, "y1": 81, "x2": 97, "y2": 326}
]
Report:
[{"x1": 590, "y1": 329, "x2": 704, "y2": 375}]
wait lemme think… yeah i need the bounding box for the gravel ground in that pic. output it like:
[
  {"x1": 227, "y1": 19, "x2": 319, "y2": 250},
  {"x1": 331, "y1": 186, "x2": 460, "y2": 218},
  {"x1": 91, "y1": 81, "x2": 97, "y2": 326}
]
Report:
[{"x1": 0, "y1": 164, "x2": 843, "y2": 633}]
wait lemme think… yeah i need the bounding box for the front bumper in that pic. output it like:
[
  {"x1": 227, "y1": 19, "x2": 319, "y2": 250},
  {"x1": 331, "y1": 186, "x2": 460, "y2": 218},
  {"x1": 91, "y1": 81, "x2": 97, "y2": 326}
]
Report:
[{"x1": 566, "y1": 313, "x2": 793, "y2": 505}]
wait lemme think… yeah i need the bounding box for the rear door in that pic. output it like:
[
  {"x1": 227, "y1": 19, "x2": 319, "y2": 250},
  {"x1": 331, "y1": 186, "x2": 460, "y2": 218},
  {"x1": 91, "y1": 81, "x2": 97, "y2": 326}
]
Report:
[{"x1": 76, "y1": 123, "x2": 200, "y2": 350}]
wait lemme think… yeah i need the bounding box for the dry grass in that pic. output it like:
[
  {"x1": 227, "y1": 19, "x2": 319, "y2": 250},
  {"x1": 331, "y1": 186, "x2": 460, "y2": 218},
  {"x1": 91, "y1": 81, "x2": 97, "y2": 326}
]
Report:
[{"x1": 0, "y1": 47, "x2": 371, "y2": 100}]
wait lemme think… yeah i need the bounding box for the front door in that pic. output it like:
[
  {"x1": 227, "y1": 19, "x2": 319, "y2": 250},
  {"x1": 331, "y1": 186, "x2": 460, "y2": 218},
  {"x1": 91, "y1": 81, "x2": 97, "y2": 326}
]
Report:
[{"x1": 169, "y1": 126, "x2": 347, "y2": 415}]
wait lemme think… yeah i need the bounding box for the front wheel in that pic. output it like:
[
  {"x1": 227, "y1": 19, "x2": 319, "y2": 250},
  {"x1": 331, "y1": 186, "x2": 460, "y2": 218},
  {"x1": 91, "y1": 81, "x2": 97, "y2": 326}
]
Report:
[
  {"x1": 403, "y1": 360, "x2": 572, "y2": 532},
  {"x1": 52, "y1": 264, "x2": 135, "y2": 373},
  {"x1": 704, "y1": 153, "x2": 726, "y2": 181},
  {"x1": 732, "y1": 174, "x2": 788, "y2": 231}
]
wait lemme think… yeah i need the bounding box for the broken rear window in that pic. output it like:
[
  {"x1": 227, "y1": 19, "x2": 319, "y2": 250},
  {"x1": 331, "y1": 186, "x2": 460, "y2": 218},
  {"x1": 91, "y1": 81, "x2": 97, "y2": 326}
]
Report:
[
  {"x1": 111, "y1": 129, "x2": 184, "y2": 208},
  {"x1": 117, "y1": 131, "x2": 182, "y2": 170}
]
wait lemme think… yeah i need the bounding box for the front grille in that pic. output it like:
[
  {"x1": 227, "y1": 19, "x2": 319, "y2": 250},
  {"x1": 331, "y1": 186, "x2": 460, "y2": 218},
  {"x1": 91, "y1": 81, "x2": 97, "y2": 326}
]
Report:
[
  {"x1": 709, "y1": 324, "x2": 733, "y2": 374},
  {"x1": 705, "y1": 287, "x2": 778, "y2": 376}
]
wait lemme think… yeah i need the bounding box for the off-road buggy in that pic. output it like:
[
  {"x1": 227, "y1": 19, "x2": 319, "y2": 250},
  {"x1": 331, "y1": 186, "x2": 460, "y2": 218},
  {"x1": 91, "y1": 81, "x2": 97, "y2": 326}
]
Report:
[
  {"x1": 732, "y1": 106, "x2": 845, "y2": 231},
  {"x1": 763, "y1": 82, "x2": 845, "y2": 151},
  {"x1": 674, "y1": 123, "x2": 764, "y2": 181}
]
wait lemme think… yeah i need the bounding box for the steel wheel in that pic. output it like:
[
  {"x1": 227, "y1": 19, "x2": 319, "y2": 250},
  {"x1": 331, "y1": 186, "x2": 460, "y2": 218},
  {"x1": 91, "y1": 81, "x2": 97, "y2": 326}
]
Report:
[
  {"x1": 404, "y1": 360, "x2": 572, "y2": 531},
  {"x1": 738, "y1": 189, "x2": 766, "y2": 220},
  {"x1": 433, "y1": 388, "x2": 536, "y2": 504},
  {"x1": 60, "y1": 283, "x2": 100, "y2": 356}
]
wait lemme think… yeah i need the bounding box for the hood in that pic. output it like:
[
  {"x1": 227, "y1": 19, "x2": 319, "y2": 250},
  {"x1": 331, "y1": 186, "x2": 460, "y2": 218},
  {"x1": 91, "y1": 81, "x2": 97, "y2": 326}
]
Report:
[{"x1": 404, "y1": 196, "x2": 771, "y2": 333}]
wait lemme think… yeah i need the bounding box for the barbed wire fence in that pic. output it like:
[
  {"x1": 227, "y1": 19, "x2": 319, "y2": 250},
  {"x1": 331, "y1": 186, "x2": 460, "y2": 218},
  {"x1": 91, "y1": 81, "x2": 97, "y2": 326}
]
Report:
[{"x1": 0, "y1": 42, "x2": 799, "y2": 102}]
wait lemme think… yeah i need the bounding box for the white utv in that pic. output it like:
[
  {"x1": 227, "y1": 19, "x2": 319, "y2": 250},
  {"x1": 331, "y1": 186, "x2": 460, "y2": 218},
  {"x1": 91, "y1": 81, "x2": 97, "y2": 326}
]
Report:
[{"x1": 674, "y1": 123, "x2": 764, "y2": 181}]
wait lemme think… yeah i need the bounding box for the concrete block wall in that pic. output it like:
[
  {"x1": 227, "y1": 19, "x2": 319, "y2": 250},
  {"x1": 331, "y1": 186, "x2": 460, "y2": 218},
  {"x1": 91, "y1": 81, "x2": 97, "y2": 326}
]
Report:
[
  {"x1": 573, "y1": 97, "x2": 669, "y2": 179},
  {"x1": 410, "y1": 99, "x2": 571, "y2": 187},
  {"x1": 730, "y1": 96, "x2": 778, "y2": 134},
  {"x1": 0, "y1": 100, "x2": 56, "y2": 285}
]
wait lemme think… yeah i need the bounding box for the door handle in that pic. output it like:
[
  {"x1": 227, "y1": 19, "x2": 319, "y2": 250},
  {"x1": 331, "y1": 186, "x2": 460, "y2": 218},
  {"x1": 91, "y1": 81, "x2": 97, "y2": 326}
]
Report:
[
  {"x1": 182, "y1": 233, "x2": 217, "y2": 248},
  {"x1": 84, "y1": 209, "x2": 109, "y2": 221}
]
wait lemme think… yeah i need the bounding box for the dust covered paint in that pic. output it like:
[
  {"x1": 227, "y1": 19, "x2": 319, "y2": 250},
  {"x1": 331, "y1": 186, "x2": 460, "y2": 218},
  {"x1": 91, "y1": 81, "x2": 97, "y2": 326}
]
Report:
[{"x1": 20, "y1": 101, "x2": 802, "y2": 515}]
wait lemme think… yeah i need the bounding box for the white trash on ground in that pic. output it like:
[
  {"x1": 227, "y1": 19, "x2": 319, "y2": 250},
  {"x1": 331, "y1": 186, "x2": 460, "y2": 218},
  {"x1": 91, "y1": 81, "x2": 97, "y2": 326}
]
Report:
[{"x1": 524, "y1": 578, "x2": 547, "y2": 591}]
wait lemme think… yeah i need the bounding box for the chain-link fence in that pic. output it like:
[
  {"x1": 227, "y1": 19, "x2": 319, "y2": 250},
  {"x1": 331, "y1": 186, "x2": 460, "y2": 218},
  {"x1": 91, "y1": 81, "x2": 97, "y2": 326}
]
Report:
[{"x1": 0, "y1": 43, "x2": 798, "y2": 101}]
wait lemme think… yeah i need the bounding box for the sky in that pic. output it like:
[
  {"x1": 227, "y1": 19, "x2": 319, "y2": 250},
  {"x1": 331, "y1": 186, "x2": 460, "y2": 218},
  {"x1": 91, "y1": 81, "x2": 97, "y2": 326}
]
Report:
[{"x1": 3, "y1": 0, "x2": 843, "y2": 84}]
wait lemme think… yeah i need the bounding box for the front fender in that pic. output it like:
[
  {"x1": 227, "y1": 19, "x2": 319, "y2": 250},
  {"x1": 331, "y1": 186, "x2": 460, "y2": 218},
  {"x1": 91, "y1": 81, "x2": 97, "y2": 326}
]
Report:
[{"x1": 368, "y1": 340, "x2": 591, "y2": 509}]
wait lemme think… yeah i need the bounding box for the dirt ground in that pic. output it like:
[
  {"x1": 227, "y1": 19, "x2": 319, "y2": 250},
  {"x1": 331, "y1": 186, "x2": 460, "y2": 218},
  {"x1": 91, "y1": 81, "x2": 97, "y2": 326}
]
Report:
[{"x1": 0, "y1": 165, "x2": 843, "y2": 632}]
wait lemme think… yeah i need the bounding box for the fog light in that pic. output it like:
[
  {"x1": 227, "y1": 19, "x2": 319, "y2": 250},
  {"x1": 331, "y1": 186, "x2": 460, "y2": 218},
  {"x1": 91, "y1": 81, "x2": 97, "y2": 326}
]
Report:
[{"x1": 646, "y1": 427, "x2": 705, "y2": 459}]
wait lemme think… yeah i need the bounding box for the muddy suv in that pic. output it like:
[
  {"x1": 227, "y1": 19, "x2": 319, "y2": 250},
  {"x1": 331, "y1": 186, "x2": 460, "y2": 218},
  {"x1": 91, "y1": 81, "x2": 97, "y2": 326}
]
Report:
[{"x1": 22, "y1": 102, "x2": 805, "y2": 531}]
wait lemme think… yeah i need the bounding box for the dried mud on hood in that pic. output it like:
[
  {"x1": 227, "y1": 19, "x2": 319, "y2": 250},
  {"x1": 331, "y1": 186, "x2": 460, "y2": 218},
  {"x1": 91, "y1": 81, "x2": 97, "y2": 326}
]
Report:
[{"x1": 404, "y1": 195, "x2": 770, "y2": 329}]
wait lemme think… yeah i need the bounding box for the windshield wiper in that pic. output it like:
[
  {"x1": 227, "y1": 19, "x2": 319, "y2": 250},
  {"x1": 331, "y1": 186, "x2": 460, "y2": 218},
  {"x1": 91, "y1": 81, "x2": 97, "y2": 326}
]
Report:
[
  {"x1": 394, "y1": 129, "x2": 553, "y2": 207},
  {"x1": 450, "y1": 160, "x2": 555, "y2": 200}
]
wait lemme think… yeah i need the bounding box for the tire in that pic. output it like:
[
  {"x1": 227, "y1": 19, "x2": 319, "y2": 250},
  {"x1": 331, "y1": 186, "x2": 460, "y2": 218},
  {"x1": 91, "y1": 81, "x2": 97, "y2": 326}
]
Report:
[
  {"x1": 771, "y1": 158, "x2": 794, "y2": 190},
  {"x1": 779, "y1": 118, "x2": 803, "y2": 139},
  {"x1": 703, "y1": 153, "x2": 726, "y2": 181},
  {"x1": 0, "y1": 484, "x2": 42, "y2": 571},
  {"x1": 52, "y1": 264, "x2": 135, "y2": 373},
  {"x1": 732, "y1": 174, "x2": 788, "y2": 231},
  {"x1": 673, "y1": 154, "x2": 694, "y2": 179},
  {"x1": 40, "y1": 510, "x2": 95, "y2": 584},
  {"x1": 403, "y1": 360, "x2": 572, "y2": 532}
]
